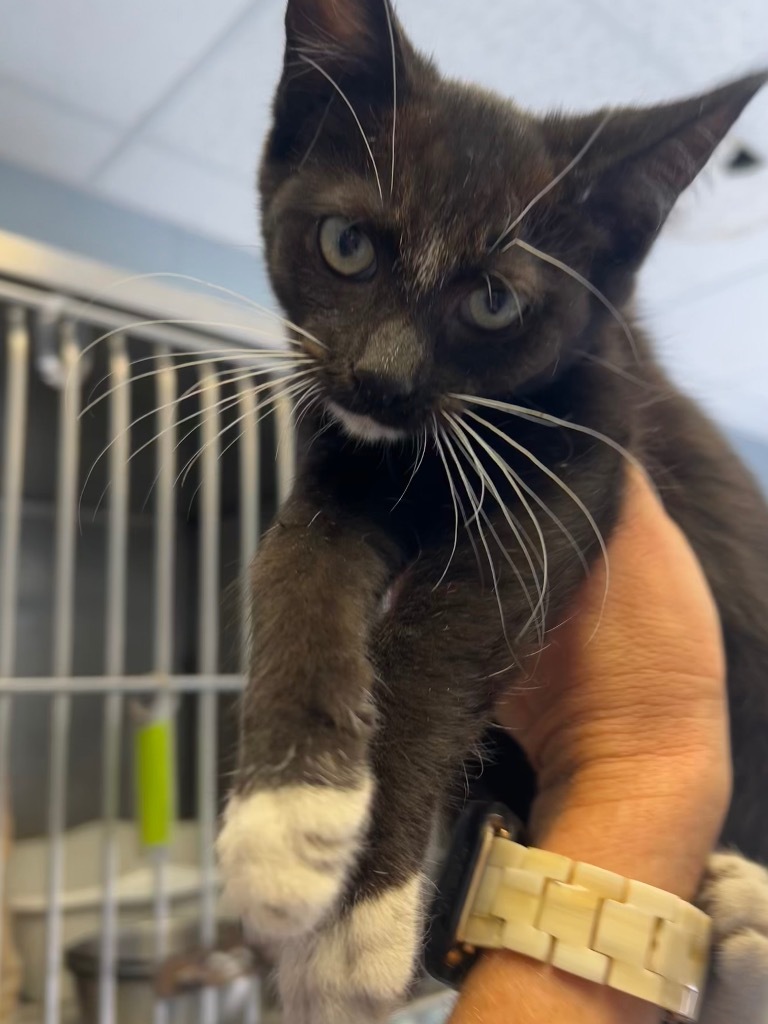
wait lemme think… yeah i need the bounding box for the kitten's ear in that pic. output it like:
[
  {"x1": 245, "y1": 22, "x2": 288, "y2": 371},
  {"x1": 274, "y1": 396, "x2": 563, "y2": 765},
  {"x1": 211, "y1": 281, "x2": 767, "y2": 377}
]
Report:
[
  {"x1": 270, "y1": 0, "x2": 409, "y2": 160},
  {"x1": 284, "y1": 0, "x2": 397, "y2": 69},
  {"x1": 547, "y1": 72, "x2": 767, "y2": 268}
]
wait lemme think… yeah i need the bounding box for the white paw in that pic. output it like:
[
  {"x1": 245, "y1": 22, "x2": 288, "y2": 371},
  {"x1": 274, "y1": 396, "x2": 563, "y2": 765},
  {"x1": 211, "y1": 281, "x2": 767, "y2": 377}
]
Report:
[
  {"x1": 278, "y1": 875, "x2": 426, "y2": 1024},
  {"x1": 216, "y1": 779, "x2": 373, "y2": 941},
  {"x1": 698, "y1": 853, "x2": 768, "y2": 1024}
]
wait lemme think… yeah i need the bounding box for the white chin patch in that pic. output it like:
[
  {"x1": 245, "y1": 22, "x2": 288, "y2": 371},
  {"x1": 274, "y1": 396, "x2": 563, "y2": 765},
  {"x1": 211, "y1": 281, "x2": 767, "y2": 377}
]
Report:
[{"x1": 327, "y1": 401, "x2": 406, "y2": 444}]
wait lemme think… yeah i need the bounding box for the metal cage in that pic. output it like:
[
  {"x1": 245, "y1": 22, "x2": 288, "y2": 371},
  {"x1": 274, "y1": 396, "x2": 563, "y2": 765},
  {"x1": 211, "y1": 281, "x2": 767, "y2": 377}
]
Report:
[
  {"x1": 0, "y1": 231, "x2": 298, "y2": 1024},
  {"x1": 0, "y1": 232, "x2": 454, "y2": 1024}
]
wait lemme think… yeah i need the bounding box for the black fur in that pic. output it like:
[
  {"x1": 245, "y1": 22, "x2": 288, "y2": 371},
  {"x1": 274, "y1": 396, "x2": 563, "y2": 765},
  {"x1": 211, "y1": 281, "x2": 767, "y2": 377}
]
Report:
[{"x1": 238, "y1": 0, "x2": 768, "y2": 924}]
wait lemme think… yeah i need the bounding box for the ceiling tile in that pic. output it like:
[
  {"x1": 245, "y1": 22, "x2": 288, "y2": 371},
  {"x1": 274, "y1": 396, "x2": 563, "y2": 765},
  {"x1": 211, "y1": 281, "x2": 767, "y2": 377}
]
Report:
[
  {"x1": 95, "y1": 142, "x2": 258, "y2": 246},
  {"x1": 0, "y1": 79, "x2": 119, "y2": 181},
  {"x1": 588, "y1": 0, "x2": 768, "y2": 90},
  {"x1": 394, "y1": 0, "x2": 680, "y2": 112},
  {"x1": 0, "y1": 0, "x2": 254, "y2": 126},
  {"x1": 144, "y1": 3, "x2": 285, "y2": 183}
]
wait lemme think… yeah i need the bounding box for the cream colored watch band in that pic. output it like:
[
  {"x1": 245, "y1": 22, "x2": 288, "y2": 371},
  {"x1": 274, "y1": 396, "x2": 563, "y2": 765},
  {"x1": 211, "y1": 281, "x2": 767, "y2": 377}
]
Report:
[{"x1": 457, "y1": 836, "x2": 712, "y2": 1022}]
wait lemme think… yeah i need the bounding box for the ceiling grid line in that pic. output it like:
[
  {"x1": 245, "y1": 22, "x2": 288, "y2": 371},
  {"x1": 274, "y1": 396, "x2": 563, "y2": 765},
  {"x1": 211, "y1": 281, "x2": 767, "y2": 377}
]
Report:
[
  {"x1": 88, "y1": 0, "x2": 259, "y2": 185},
  {"x1": 0, "y1": 71, "x2": 117, "y2": 131}
]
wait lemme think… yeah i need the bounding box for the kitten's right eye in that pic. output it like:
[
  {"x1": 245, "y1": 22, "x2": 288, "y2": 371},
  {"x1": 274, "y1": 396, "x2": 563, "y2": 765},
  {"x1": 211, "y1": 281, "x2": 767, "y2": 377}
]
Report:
[{"x1": 318, "y1": 216, "x2": 377, "y2": 280}]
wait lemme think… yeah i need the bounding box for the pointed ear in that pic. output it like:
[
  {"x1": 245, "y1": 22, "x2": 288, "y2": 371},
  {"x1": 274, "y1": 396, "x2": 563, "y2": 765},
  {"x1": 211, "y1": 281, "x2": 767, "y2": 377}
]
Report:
[
  {"x1": 270, "y1": 0, "x2": 410, "y2": 161},
  {"x1": 285, "y1": 0, "x2": 396, "y2": 68},
  {"x1": 545, "y1": 72, "x2": 767, "y2": 269}
]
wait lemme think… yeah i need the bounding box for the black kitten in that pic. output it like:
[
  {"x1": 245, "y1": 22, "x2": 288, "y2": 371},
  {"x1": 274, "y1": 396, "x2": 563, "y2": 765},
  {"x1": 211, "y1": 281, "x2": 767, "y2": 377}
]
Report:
[{"x1": 217, "y1": 1, "x2": 768, "y2": 1020}]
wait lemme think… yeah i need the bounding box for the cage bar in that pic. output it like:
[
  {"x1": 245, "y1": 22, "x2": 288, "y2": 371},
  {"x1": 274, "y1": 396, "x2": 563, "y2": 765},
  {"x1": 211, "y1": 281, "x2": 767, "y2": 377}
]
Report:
[
  {"x1": 274, "y1": 392, "x2": 295, "y2": 507},
  {"x1": 0, "y1": 236, "x2": 308, "y2": 1023},
  {"x1": 98, "y1": 334, "x2": 131, "y2": 1024},
  {"x1": 44, "y1": 321, "x2": 82, "y2": 1024},
  {"x1": 237, "y1": 380, "x2": 259, "y2": 672},
  {"x1": 152, "y1": 351, "x2": 178, "y2": 1024},
  {"x1": 0, "y1": 306, "x2": 30, "y2": 1007},
  {"x1": 196, "y1": 366, "x2": 221, "y2": 1024},
  {"x1": 0, "y1": 674, "x2": 242, "y2": 695}
]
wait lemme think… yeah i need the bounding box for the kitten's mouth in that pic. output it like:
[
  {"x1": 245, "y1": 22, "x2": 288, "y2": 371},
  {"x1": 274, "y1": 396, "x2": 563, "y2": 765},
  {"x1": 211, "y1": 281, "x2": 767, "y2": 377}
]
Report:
[{"x1": 326, "y1": 401, "x2": 410, "y2": 444}]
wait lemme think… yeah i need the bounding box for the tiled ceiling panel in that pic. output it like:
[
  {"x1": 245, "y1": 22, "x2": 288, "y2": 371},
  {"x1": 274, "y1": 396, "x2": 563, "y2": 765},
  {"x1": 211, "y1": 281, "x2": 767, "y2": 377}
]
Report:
[
  {"x1": 392, "y1": 0, "x2": 681, "y2": 110},
  {"x1": 142, "y1": 3, "x2": 286, "y2": 184},
  {"x1": 96, "y1": 142, "x2": 258, "y2": 246},
  {"x1": 0, "y1": 0, "x2": 253, "y2": 125},
  {"x1": 0, "y1": 77, "x2": 119, "y2": 181},
  {"x1": 589, "y1": 0, "x2": 768, "y2": 89}
]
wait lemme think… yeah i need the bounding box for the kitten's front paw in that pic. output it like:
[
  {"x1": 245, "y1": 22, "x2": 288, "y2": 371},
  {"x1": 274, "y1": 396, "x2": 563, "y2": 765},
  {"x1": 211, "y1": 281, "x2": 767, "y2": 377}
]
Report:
[
  {"x1": 278, "y1": 875, "x2": 426, "y2": 1024},
  {"x1": 216, "y1": 778, "x2": 373, "y2": 942},
  {"x1": 697, "y1": 852, "x2": 768, "y2": 1024}
]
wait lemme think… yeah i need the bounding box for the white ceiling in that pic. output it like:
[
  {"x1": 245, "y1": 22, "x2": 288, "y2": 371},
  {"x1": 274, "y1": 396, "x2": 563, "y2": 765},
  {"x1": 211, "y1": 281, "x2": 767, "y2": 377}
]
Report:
[{"x1": 0, "y1": 0, "x2": 767, "y2": 437}]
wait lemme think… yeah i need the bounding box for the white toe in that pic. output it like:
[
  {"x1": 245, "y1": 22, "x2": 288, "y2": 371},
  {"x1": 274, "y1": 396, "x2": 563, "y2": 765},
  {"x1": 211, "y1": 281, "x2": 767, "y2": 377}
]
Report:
[
  {"x1": 279, "y1": 875, "x2": 426, "y2": 1024},
  {"x1": 217, "y1": 778, "x2": 373, "y2": 941}
]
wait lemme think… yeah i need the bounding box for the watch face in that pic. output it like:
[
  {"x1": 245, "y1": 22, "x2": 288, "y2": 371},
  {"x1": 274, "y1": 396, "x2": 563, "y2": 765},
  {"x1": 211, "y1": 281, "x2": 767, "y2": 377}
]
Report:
[{"x1": 424, "y1": 801, "x2": 523, "y2": 989}]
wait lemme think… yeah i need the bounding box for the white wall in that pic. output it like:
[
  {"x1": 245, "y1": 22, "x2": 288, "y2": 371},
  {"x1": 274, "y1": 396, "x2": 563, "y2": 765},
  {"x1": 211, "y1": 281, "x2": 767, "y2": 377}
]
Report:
[{"x1": 0, "y1": 158, "x2": 272, "y2": 306}]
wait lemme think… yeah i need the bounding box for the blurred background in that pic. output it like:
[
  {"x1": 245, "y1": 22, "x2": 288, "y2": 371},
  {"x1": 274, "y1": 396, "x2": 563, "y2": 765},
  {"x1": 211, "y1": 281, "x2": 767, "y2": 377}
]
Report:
[{"x1": 0, "y1": 1, "x2": 766, "y2": 1022}]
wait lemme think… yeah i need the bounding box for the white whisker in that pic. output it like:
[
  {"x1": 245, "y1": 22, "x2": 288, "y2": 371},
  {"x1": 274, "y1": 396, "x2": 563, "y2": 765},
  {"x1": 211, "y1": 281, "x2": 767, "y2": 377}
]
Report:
[
  {"x1": 446, "y1": 415, "x2": 543, "y2": 646},
  {"x1": 456, "y1": 400, "x2": 614, "y2": 640},
  {"x1": 432, "y1": 421, "x2": 461, "y2": 589},
  {"x1": 449, "y1": 413, "x2": 548, "y2": 641},
  {"x1": 73, "y1": 317, "x2": 306, "y2": 389},
  {"x1": 76, "y1": 270, "x2": 329, "y2": 352},
  {"x1": 183, "y1": 379, "x2": 317, "y2": 516},
  {"x1": 81, "y1": 350, "x2": 309, "y2": 419},
  {"x1": 85, "y1": 346, "x2": 305, "y2": 409},
  {"x1": 138, "y1": 376, "x2": 312, "y2": 518},
  {"x1": 578, "y1": 350, "x2": 655, "y2": 389},
  {"x1": 439, "y1": 426, "x2": 518, "y2": 659},
  {"x1": 299, "y1": 96, "x2": 334, "y2": 170},
  {"x1": 294, "y1": 382, "x2": 324, "y2": 431},
  {"x1": 454, "y1": 393, "x2": 640, "y2": 471},
  {"x1": 491, "y1": 113, "x2": 611, "y2": 252},
  {"x1": 493, "y1": 270, "x2": 525, "y2": 326},
  {"x1": 82, "y1": 367, "x2": 314, "y2": 513},
  {"x1": 299, "y1": 55, "x2": 384, "y2": 202},
  {"x1": 505, "y1": 238, "x2": 639, "y2": 362},
  {"x1": 392, "y1": 426, "x2": 429, "y2": 511},
  {"x1": 382, "y1": 0, "x2": 398, "y2": 197},
  {"x1": 178, "y1": 377, "x2": 314, "y2": 491}
]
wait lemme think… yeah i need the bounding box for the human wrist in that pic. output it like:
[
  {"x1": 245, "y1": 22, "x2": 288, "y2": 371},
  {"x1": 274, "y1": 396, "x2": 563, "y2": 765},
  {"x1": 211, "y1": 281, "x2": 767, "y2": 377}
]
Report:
[
  {"x1": 530, "y1": 756, "x2": 729, "y2": 899},
  {"x1": 447, "y1": 754, "x2": 726, "y2": 1024},
  {"x1": 450, "y1": 949, "x2": 662, "y2": 1024}
]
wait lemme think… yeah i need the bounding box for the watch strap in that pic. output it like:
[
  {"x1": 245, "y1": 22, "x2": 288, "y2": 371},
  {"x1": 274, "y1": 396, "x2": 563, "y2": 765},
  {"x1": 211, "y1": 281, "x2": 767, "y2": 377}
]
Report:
[{"x1": 457, "y1": 835, "x2": 711, "y2": 1022}]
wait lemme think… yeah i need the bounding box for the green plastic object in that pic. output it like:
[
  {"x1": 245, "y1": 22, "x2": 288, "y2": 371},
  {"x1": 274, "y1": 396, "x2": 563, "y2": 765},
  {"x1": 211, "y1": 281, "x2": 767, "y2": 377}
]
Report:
[{"x1": 135, "y1": 712, "x2": 176, "y2": 847}]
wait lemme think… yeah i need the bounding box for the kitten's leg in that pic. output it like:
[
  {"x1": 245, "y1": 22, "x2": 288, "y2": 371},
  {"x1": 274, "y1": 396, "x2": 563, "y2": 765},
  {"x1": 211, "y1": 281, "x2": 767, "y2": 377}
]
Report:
[
  {"x1": 276, "y1": 553, "x2": 529, "y2": 1024},
  {"x1": 698, "y1": 852, "x2": 768, "y2": 1024},
  {"x1": 217, "y1": 497, "x2": 394, "y2": 942}
]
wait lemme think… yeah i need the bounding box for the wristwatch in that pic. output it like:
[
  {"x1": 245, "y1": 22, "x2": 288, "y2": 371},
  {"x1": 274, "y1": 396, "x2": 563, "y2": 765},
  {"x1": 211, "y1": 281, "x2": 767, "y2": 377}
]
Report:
[{"x1": 425, "y1": 802, "x2": 712, "y2": 1023}]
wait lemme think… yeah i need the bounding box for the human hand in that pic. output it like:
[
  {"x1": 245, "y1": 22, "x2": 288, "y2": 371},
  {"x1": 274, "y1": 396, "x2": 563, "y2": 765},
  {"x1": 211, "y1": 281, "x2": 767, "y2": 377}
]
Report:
[{"x1": 449, "y1": 466, "x2": 731, "y2": 1024}]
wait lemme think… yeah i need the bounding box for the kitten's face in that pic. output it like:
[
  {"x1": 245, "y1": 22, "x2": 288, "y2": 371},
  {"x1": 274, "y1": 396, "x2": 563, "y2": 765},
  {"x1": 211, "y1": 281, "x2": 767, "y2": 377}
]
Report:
[{"x1": 260, "y1": 0, "x2": 765, "y2": 443}]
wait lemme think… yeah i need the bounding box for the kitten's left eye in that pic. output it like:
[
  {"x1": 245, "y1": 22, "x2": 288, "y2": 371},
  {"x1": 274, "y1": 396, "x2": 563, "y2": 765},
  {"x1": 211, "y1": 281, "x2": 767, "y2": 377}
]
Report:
[
  {"x1": 318, "y1": 216, "x2": 377, "y2": 280},
  {"x1": 462, "y1": 280, "x2": 522, "y2": 331}
]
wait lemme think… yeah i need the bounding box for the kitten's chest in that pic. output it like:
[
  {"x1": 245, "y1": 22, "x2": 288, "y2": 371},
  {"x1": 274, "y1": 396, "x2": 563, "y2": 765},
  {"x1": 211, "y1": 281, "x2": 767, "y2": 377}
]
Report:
[{"x1": 309, "y1": 431, "x2": 554, "y2": 560}]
